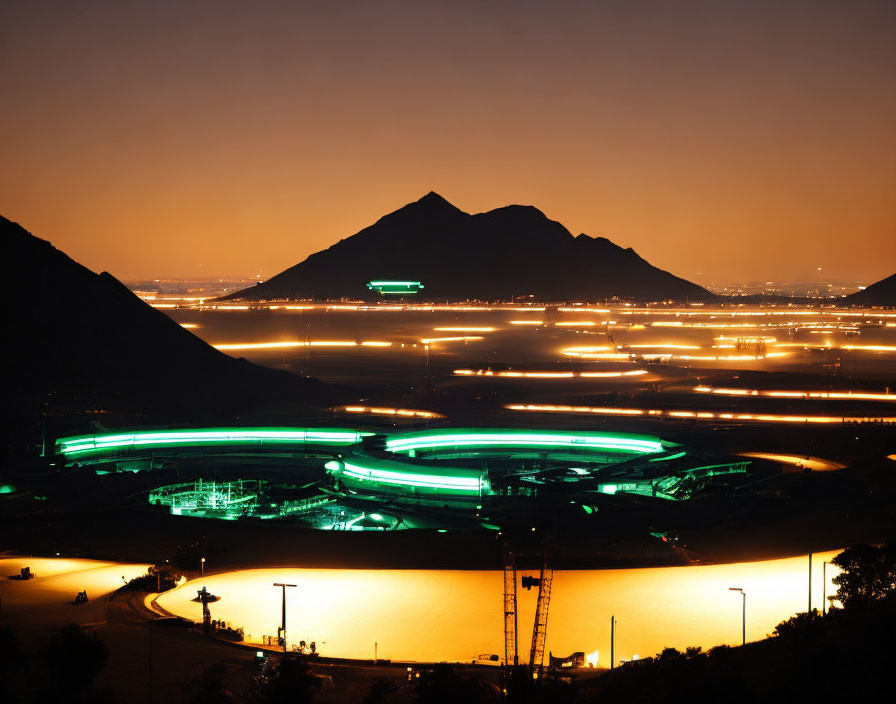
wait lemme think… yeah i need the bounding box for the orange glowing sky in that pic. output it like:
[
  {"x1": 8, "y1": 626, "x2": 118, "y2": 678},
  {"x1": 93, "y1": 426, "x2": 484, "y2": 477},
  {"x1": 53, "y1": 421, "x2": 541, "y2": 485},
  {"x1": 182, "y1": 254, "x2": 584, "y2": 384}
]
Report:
[{"x1": 2, "y1": 1, "x2": 894, "y2": 285}]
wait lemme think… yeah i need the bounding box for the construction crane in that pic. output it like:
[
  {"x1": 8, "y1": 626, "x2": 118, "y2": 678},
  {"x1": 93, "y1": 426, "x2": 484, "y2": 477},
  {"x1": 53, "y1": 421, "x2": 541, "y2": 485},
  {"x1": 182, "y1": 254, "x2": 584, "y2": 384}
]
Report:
[
  {"x1": 503, "y1": 537, "x2": 555, "y2": 681},
  {"x1": 503, "y1": 544, "x2": 519, "y2": 668},
  {"x1": 528, "y1": 538, "x2": 554, "y2": 676}
]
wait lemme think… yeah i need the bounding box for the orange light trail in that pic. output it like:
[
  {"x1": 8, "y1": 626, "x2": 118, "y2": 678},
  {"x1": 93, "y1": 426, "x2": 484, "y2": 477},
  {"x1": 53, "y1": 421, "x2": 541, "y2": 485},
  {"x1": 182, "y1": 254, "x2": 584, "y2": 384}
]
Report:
[
  {"x1": 695, "y1": 386, "x2": 896, "y2": 402},
  {"x1": 454, "y1": 369, "x2": 648, "y2": 379},
  {"x1": 340, "y1": 406, "x2": 444, "y2": 419},
  {"x1": 505, "y1": 404, "x2": 896, "y2": 424},
  {"x1": 419, "y1": 336, "x2": 486, "y2": 344},
  {"x1": 558, "y1": 307, "x2": 611, "y2": 313},
  {"x1": 625, "y1": 344, "x2": 702, "y2": 350},
  {"x1": 841, "y1": 345, "x2": 896, "y2": 352},
  {"x1": 737, "y1": 452, "x2": 845, "y2": 471},
  {"x1": 212, "y1": 340, "x2": 392, "y2": 351}
]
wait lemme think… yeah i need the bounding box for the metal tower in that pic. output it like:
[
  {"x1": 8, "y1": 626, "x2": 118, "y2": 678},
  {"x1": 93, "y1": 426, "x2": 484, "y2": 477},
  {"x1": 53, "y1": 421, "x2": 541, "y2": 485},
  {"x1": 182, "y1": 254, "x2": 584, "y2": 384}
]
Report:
[
  {"x1": 528, "y1": 539, "x2": 554, "y2": 674},
  {"x1": 503, "y1": 544, "x2": 519, "y2": 668}
]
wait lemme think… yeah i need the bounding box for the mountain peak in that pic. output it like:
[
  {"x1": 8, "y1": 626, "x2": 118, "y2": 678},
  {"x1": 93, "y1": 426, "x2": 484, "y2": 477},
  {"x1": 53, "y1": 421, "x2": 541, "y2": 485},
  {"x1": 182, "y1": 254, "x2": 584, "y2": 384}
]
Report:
[
  {"x1": 223, "y1": 194, "x2": 718, "y2": 302},
  {"x1": 415, "y1": 191, "x2": 459, "y2": 210},
  {"x1": 480, "y1": 203, "x2": 549, "y2": 220}
]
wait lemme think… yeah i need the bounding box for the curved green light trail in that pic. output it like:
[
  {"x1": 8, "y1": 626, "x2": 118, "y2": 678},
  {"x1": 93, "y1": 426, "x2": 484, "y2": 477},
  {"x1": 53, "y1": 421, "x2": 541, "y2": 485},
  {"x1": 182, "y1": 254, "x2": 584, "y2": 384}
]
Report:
[
  {"x1": 326, "y1": 459, "x2": 487, "y2": 493},
  {"x1": 385, "y1": 429, "x2": 667, "y2": 455},
  {"x1": 56, "y1": 428, "x2": 373, "y2": 457},
  {"x1": 56, "y1": 425, "x2": 741, "y2": 503}
]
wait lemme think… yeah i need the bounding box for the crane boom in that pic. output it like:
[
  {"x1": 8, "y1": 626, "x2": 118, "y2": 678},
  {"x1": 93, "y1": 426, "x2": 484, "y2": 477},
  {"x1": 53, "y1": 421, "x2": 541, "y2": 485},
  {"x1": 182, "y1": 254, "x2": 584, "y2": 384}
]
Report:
[{"x1": 528, "y1": 539, "x2": 554, "y2": 673}]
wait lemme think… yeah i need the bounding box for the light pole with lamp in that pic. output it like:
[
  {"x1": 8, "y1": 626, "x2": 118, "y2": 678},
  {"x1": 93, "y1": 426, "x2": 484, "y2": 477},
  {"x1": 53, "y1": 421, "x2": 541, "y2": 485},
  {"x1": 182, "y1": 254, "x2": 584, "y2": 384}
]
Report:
[
  {"x1": 273, "y1": 583, "x2": 297, "y2": 652},
  {"x1": 610, "y1": 615, "x2": 616, "y2": 670},
  {"x1": 808, "y1": 552, "x2": 813, "y2": 612},
  {"x1": 729, "y1": 588, "x2": 746, "y2": 645},
  {"x1": 200, "y1": 557, "x2": 205, "y2": 576}
]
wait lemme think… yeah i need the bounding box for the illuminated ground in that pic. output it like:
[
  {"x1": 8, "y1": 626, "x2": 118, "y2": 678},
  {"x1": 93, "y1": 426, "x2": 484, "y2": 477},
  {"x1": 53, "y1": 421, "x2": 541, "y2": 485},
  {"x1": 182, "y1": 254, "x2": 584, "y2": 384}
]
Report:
[{"x1": 156, "y1": 551, "x2": 843, "y2": 663}]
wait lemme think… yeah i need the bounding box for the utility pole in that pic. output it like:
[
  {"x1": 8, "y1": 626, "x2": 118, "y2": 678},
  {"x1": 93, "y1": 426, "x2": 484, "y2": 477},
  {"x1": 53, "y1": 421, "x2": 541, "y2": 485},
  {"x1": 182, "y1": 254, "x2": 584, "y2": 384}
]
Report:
[
  {"x1": 823, "y1": 561, "x2": 829, "y2": 615},
  {"x1": 610, "y1": 615, "x2": 616, "y2": 670},
  {"x1": 808, "y1": 552, "x2": 813, "y2": 613},
  {"x1": 729, "y1": 588, "x2": 746, "y2": 645},
  {"x1": 273, "y1": 583, "x2": 297, "y2": 652}
]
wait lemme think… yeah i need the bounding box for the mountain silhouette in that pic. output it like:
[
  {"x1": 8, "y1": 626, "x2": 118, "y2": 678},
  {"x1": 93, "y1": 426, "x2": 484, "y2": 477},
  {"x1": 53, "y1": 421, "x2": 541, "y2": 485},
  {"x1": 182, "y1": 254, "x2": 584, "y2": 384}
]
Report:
[
  {"x1": 0, "y1": 215, "x2": 328, "y2": 426},
  {"x1": 224, "y1": 192, "x2": 716, "y2": 302},
  {"x1": 846, "y1": 272, "x2": 896, "y2": 306}
]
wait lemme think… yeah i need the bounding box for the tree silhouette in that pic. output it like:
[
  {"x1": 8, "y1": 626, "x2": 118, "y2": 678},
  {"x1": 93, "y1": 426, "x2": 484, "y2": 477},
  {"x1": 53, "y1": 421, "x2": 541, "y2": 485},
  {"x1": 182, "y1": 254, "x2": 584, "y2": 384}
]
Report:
[
  {"x1": 831, "y1": 542, "x2": 896, "y2": 609},
  {"x1": 415, "y1": 664, "x2": 499, "y2": 704},
  {"x1": 363, "y1": 678, "x2": 394, "y2": 704},
  {"x1": 35, "y1": 624, "x2": 110, "y2": 702},
  {"x1": 0, "y1": 626, "x2": 26, "y2": 704},
  {"x1": 251, "y1": 656, "x2": 321, "y2": 704},
  {"x1": 181, "y1": 663, "x2": 235, "y2": 704}
]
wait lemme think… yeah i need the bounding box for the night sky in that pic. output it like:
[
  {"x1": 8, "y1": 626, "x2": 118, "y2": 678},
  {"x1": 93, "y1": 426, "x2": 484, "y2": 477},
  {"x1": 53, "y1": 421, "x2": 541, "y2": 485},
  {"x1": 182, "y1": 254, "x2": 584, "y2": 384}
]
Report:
[{"x1": 2, "y1": 0, "x2": 894, "y2": 284}]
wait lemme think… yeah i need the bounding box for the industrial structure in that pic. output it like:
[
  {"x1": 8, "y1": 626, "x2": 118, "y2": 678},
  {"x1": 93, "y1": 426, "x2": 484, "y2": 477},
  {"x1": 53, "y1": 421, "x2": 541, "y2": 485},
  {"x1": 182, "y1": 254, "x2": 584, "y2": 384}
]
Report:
[
  {"x1": 366, "y1": 280, "x2": 424, "y2": 296},
  {"x1": 56, "y1": 426, "x2": 751, "y2": 531}
]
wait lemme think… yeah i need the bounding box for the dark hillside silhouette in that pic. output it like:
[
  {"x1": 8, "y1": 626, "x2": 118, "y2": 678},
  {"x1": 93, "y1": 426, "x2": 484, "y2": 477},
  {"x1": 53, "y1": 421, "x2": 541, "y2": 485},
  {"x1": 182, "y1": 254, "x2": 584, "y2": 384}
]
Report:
[
  {"x1": 846, "y1": 271, "x2": 896, "y2": 306},
  {"x1": 224, "y1": 192, "x2": 716, "y2": 302},
  {"x1": 0, "y1": 215, "x2": 331, "y2": 436}
]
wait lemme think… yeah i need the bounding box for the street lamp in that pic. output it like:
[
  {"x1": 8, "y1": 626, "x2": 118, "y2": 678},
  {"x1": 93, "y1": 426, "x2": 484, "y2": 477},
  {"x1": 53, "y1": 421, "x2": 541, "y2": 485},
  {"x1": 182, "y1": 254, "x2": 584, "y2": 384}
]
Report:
[
  {"x1": 273, "y1": 583, "x2": 297, "y2": 652},
  {"x1": 200, "y1": 557, "x2": 206, "y2": 576},
  {"x1": 729, "y1": 588, "x2": 746, "y2": 645},
  {"x1": 610, "y1": 615, "x2": 616, "y2": 670}
]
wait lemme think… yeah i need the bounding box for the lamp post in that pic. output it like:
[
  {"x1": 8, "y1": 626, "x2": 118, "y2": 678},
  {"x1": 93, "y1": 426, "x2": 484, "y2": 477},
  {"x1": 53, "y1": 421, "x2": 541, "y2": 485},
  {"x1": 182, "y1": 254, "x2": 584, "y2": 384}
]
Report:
[
  {"x1": 808, "y1": 552, "x2": 813, "y2": 613},
  {"x1": 200, "y1": 557, "x2": 205, "y2": 576},
  {"x1": 273, "y1": 583, "x2": 297, "y2": 652},
  {"x1": 610, "y1": 615, "x2": 616, "y2": 670},
  {"x1": 729, "y1": 588, "x2": 746, "y2": 645}
]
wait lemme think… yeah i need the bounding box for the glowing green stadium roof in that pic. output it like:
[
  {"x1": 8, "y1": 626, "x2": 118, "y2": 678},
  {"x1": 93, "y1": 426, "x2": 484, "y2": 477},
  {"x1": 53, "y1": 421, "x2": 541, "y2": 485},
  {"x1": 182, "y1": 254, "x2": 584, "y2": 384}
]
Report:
[
  {"x1": 385, "y1": 428, "x2": 668, "y2": 455},
  {"x1": 56, "y1": 428, "x2": 373, "y2": 458},
  {"x1": 325, "y1": 456, "x2": 489, "y2": 495}
]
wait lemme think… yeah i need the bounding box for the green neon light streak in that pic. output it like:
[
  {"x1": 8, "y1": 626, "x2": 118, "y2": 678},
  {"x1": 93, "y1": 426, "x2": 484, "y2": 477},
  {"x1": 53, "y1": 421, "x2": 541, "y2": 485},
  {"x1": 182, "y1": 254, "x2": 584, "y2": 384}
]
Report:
[
  {"x1": 367, "y1": 281, "x2": 424, "y2": 287},
  {"x1": 685, "y1": 462, "x2": 750, "y2": 476},
  {"x1": 56, "y1": 428, "x2": 372, "y2": 457},
  {"x1": 334, "y1": 461, "x2": 485, "y2": 493},
  {"x1": 386, "y1": 430, "x2": 664, "y2": 455},
  {"x1": 367, "y1": 281, "x2": 424, "y2": 295},
  {"x1": 649, "y1": 451, "x2": 688, "y2": 463}
]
